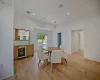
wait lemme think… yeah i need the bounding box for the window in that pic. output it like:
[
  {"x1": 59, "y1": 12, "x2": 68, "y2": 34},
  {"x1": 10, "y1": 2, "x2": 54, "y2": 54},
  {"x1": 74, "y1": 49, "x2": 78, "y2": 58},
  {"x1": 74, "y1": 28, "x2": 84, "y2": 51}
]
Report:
[{"x1": 23, "y1": 36, "x2": 26, "y2": 40}]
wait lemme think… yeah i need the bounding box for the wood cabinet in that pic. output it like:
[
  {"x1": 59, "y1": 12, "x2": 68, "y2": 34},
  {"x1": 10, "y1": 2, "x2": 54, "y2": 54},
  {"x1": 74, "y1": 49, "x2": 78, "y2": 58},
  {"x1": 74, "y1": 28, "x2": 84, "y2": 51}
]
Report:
[
  {"x1": 15, "y1": 29, "x2": 19, "y2": 40},
  {"x1": 14, "y1": 46, "x2": 18, "y2": 60},
  {"x1": 14, "y1": 44, "x2": 34, "y2": 61},
  {"x1": 26, "y1": 45, "x2": 34, "y2": 57}
]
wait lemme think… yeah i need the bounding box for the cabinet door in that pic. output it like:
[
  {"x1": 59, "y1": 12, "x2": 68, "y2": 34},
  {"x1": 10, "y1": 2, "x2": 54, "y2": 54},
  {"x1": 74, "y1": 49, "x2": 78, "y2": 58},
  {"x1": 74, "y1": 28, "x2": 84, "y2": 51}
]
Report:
[
  {"x1": 27, "y1": 45, "x2": 34, "y2": 57},
  {"x1": 14, "y1": 46, "x2": 18, "y2": 60}
]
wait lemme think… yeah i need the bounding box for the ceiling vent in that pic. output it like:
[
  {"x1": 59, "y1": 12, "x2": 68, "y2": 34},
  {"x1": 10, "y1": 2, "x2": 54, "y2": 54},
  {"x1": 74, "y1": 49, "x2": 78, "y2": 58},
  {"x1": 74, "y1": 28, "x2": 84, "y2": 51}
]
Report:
[
  {"x1": 54, "y1": 21, "x2": 56, "y2": 23},
  {"x1": 26, "y1": 11, "x2": 30, "y2": 14},
  {"x1": 58, "y1": 4, "x2": 63, "y2": 8},
  {"x1": 43, "y1": 18, "x2": 46, "y2": 19}
]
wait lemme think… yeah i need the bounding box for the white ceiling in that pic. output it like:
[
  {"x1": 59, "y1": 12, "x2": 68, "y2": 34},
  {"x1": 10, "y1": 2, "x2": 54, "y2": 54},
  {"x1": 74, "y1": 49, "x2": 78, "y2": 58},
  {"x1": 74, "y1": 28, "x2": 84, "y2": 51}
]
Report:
[
  {"x1": 14, "y1": 0, "x2": 100, "y2": 25},
  {"x1": 0, "y1": 0, "x2": 13, "y2": 5}
]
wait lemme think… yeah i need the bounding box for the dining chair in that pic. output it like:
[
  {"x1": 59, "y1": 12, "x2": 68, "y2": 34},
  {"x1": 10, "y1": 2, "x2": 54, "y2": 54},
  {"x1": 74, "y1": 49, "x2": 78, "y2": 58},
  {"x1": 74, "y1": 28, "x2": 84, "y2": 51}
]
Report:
[
  {"x1": 37, "y1": 46, "x2": 48, "y2": 54},
  {"x1": 60, "y1": 45, "x2": 69, "y2": 60},
  {"x1": 60, "y1": 45, "x2": 70, "y2": 66},
  {"x1": 37, "y1": 46, "x2": 50, "y2": 66},
  {"x1": 60, "y1": 45, "x2": 65, "y2": 53},
  {"x1": 50, "y1": 50, "x2": 62, "y2": 72}
]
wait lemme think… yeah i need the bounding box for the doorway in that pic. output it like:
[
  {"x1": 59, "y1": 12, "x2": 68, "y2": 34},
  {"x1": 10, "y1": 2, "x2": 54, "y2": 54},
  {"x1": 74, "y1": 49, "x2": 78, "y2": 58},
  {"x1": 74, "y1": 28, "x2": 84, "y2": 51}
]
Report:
[
  {"x1": 37, "y1": 33, "x2": 48, "y2": 49},
  {"x1": 71, "y1": 29, "x2": 84, "y2": 56},
  {"x1": 57, "y1": 33, "x2": 62, "y2": 48}
]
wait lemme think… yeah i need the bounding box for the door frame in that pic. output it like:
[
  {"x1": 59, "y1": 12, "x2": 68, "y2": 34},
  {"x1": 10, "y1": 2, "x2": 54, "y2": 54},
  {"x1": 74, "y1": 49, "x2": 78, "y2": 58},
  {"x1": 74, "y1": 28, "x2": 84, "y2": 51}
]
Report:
[
  {"x1": 57, "y1": 32, "x2": 62, "y2": 48},
  {"x1": 37, "y1": 33, "x2": 48, "y2": 48},
  {"x1": 71, "y1": 29, "x2": 84, "y2": 56}
]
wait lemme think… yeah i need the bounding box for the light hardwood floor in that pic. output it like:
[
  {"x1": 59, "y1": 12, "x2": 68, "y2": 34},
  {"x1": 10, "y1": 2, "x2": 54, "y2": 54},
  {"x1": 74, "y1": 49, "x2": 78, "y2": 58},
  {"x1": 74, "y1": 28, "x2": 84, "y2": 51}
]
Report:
[{"x1": 6, "y1": 53, "x2": 100, "y2": 80}]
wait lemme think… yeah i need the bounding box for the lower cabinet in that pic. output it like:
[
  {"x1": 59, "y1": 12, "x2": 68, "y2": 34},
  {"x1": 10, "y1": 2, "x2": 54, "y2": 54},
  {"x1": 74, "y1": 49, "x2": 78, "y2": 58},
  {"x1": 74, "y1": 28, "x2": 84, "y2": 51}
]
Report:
[{"x1": 14, "y1": 44, "x2": 34, "y2": 61}]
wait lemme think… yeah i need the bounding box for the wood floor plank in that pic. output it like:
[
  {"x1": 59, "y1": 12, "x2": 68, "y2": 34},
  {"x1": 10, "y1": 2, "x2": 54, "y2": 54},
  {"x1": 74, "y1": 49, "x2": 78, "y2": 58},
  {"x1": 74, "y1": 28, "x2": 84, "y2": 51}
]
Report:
[{"x1": 6, "y1": 53, "x2": 100, "y2": 80}]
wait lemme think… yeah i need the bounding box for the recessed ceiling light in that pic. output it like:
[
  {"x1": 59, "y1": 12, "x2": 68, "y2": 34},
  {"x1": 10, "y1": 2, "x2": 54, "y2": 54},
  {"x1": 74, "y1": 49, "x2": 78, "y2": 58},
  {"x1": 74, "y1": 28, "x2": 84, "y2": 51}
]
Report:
[
  {"x1": 67, "y1": 12, "x2": 70, "y2": 15},
  {"x1": 33, "y1": 14, "x2": 36, "y2": 15}
]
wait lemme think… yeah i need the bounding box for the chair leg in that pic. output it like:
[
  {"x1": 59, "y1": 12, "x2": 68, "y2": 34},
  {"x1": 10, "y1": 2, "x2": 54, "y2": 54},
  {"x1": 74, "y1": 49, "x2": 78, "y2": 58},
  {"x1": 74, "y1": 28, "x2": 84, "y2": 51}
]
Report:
[{"x1": 38, "y1": 60, "x2": 41, "y2": 66}]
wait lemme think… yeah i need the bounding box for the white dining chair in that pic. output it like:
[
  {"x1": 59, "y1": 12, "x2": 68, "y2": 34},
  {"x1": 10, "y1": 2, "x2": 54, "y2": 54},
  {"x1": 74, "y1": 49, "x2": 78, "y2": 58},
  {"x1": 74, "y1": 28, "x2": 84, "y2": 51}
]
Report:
[
  {"x1": 60, "y1": 45, "x2": 65, "y2": 53},
  {"x1": 37, "y1": 46, "x2": 50, "y2": 66},
  {"x1": 37, "y1": 46, "x2": 48, "y2": 54},
  {"x1": 60, "y1": 45, "x2": 69, "y2": 60},
  {"x1": 50, "y1": 50, "x2": 62, "y2": 72},
  {"x1": 60, "y1": 45, "x2": 70, "y2": 66}
]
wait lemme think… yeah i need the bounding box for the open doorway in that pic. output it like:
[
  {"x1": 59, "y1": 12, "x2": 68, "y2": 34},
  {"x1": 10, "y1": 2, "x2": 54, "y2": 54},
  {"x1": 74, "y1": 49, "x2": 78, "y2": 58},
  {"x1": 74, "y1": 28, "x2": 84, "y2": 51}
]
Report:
[
  {"x1": 57, "y1": 33, "x2": 62, "y2": 48},
  {"x1": 37, "y1": 33, "x2": 48, "y2": 49},
  {"x1": 71, "y1": 29, "x2": 84, "y2": 56}
]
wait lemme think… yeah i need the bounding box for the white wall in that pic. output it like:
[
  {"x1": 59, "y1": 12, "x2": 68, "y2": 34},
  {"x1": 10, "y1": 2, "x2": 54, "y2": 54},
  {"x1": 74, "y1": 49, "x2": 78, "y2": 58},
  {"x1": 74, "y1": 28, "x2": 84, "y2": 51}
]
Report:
[
  {"x1": 54, "y1": 14, "x2": 100, "y2": 62},
  {"x1": 0, "y1": 4, "x2": 14, "y2": 79},
  {"x1": 14, "y1": 13, "x2": 35, "y2": 45},
  {"x1": 14, "y1": 13, "x2": 54, "y2": 50}
]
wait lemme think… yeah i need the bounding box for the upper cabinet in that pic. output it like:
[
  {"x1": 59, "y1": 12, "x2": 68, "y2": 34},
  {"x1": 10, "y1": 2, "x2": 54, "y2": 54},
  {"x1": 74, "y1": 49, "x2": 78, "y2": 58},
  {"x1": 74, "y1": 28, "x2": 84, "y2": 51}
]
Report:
[{"x1": 14, "y1": 29, "x2": 30, "y2": 41}]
